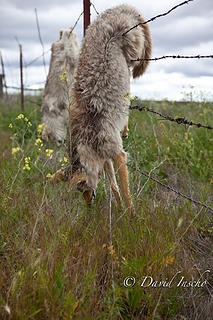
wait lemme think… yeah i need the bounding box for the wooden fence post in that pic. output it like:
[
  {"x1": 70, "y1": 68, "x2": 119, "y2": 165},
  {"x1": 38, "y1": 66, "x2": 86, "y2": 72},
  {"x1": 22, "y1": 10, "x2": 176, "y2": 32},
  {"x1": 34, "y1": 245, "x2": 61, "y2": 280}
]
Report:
[
  {"x1": 83, "y1": 0, "x2": 90, "y2": 36},
  {"x1": 19, "y1": 44, "x2": 24, "y2": 111},
  {"x1": 0, "y1": 51, "x2": 7, "y2": 98},
  {"x1": 0, "y1": 74, "x2": 3, "y2": 98}
]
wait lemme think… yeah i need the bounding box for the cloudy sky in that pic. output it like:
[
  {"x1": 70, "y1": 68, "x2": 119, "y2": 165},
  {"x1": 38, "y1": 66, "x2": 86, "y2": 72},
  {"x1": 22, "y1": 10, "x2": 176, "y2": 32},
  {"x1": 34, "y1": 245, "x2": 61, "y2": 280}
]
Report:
[{"x1": 1, "y1": 0, "x2": 213, "y2": 100}]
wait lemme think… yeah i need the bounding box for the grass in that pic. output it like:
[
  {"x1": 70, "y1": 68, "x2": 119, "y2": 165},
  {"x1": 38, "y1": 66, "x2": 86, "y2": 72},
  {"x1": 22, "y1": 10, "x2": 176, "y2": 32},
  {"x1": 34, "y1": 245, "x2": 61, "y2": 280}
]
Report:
[{"x1": 0, "y1": 93, "x2": 212, "y2": 319}]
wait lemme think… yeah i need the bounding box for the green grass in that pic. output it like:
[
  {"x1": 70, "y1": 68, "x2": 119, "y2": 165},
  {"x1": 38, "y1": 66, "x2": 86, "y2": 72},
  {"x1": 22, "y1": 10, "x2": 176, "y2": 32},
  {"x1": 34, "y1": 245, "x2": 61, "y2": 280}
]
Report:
[{"x1": 0, "y1": 94, "x2": 212, "y2": 319}]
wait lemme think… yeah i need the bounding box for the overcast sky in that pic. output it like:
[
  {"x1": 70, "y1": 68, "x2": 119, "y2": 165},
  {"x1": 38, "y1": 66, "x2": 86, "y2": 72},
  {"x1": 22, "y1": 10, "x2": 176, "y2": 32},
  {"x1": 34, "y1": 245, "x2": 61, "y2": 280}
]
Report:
[{"x1": 1, "y1": 0, "x2": 213, "y2": 100}]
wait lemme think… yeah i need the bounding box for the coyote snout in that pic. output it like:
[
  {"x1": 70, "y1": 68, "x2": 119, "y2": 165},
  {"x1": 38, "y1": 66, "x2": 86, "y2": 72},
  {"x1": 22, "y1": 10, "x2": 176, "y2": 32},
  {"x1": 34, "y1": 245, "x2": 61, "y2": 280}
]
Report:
[{"x1": 51, "y1": 5, "x2": 152, "y2": 213}]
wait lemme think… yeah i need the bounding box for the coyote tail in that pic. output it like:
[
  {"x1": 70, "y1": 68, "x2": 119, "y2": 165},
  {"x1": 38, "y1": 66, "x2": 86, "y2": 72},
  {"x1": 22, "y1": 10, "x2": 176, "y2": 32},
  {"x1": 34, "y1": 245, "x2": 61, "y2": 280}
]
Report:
[{"x1": 132, "y1": 17, "x2": 152, "y2": 79}]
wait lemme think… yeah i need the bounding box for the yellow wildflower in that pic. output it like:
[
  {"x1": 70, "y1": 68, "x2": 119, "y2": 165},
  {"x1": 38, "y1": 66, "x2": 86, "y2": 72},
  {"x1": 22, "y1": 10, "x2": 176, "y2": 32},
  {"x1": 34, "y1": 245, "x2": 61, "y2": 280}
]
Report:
[
  {"x1": 27, "y1": 121, "x2": 32, "y2": 127},
  {"x1": 9, "y1": 123, "x2": 13, "y2": 129},
  {"x1": 37, "y1": 123, "x2": 46, "y2": 134},
  {"x1": 23, "y1": 164, "x2": 30, "y2": 171},
  {"x1": 23, "y1": 157, "x2": 31, "y2": 171},
  {"x1": 107, "y1": 245, "x2": 115, "y2": 255},
  {"x1": 63, "y1": 156, "x2": 68, "y2": 163},
  {"x1": 24, "y1": 157, "x2": 30, "y2": 163},
  {"x1": 35, "y1": 138, "x2": 43, "y2": 147},
  {"x1": 102, "y1": 244, "x2": 106, "y2": 248},
  {"x1": 24, "y1": 117, "x2": 28, "y2": 122},
  {"x1": 46, "y1": 173, "x2": 53, "y2": 178},
  {"x1": 162, "y1": 255, "x2": 175, "y2": 266},
  {"x1": 12, "y1": 147, "x2": 22, "y2": 156},
  {"x1": 59, "y1": 71, "x2": 68, "y2": 82},
  {"x1": 45, "y1": 149, "x2": 53, "y2": 158},
  {"x1": 16, "y1": 114, "x2": 24, "y2": 120}
]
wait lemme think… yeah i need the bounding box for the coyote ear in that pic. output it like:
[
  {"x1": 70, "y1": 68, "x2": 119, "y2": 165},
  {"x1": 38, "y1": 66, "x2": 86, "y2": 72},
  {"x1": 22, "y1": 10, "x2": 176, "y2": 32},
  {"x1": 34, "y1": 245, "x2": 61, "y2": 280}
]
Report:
[{"x1": 132, "y1": 21, "x2": 152, "y2": 79}]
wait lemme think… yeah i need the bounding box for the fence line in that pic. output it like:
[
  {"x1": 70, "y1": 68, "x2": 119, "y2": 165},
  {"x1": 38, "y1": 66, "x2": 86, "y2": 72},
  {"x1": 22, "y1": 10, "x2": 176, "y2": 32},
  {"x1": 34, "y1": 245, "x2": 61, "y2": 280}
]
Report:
[
  {"x1": 123, "y1": 0, "x2": 194, "y2": 36},
  {"x1": 129, "y1": 165, "x2": 213, "y2": 212},
  {"x1": 130, "y1": 105, "x2": 213, "y2": 130},
  {"x1": 4, "y1": 84, "x2": 43, "y2": 91},
  {"x1": 3, "y1": 0, "x2": 212, "y2": 95},
  {"x1": 26, "y1": 9, "x2": 84, "y2": 69}
]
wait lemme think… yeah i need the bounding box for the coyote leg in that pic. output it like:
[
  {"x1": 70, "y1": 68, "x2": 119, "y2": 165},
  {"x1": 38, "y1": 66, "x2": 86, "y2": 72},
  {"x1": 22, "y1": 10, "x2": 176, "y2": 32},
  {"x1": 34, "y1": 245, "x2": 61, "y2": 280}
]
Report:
[
  {"x1": 104, "y1": 160, "x2": 122, "y2": 208},
  {"x1": 122, "y1": 124, "x2": 129, "y2": 139},
  {"x1": 113, "y1": 152, "x2": 134, "y2": 214}
]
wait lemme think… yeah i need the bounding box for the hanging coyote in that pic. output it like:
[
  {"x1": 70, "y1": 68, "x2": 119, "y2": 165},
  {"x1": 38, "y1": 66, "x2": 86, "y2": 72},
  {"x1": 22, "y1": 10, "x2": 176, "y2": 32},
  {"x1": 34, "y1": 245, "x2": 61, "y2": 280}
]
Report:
[
  {"x1": 51, "y1": 5, "x2": 152, "y2": 212},
  {"x1": 41, "y1": 27, "x2": 80, "y2": 146}
]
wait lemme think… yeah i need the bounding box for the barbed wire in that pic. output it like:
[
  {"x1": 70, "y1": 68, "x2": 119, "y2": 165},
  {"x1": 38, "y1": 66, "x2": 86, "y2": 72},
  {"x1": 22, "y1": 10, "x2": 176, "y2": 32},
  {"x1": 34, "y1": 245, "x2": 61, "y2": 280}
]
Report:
[
  {"x1": 90, "y1": 2, "x2": 99, "y2": 15},
  {"x1": 5, "y1": 0, "x2": 212, "y2": 93},
  {"x1": 35, "y1": 8, "x2": 47, "y2": 75},
  {"x1": 3, "y1": 84, "x2": 43, "y2": 91},
  {"x1": 130, "y1": 105, "x2": 213, "y2": 130},
  {"x1": 26, "y1": 10, "x2": 84, "y2": 69},
  {"x1": 132, "y1": 54, "x2": 213, "y2": 62},
  {"x1": 129, "y1": 164, "x2": 213, "y2": 212},
  {"x1": 71, "y1": 11, "x2": 84, "y2": 32},
  {"x1": 123, "y1": 0, "x2": 194, "y2": 36},
  {"x1": 25, "y1": 49, "x2": 51, "y2": 68}
]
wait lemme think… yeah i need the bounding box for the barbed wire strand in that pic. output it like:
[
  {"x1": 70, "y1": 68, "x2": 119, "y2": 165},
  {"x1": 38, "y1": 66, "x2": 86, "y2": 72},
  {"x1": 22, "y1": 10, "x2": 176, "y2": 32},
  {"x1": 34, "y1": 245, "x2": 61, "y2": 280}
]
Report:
[
  {"x1": 71, "y1": 11, "x2": 84, "y2": 32},
  {"x1": 26, "y1": 10, "x2": 83, "y2": 68},
  {"x1": 132, "y1": 54, "x2": 213, "y2": 62},
  {"x1": 25, "y1": 49, "x2": 51, "y2": 68},
  {"x1": 35, "y1": 8, "x2": 47, "y2": 75},
  {"x1": 90, "y1": 2, "x2": 99, "y2": 15},
  {"x1": 3, "y1": 84, "x2": 43, "y2": 91},
  {"x1": 129, "y1": 165, "x2": 213, "y2": 212},
  {"x1": 123, "y1": 0, "x2": 194, "y2": 36},
  {"x1": 130, "y1": 105, "x2": 213, "y2": 130}
]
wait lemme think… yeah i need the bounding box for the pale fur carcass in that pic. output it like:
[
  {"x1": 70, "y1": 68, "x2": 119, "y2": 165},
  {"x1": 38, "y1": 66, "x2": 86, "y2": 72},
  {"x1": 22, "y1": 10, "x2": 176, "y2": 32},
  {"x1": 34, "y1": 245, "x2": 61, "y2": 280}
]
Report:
[
  {"x1": 51, "y1": 5, "x2": 152, "y2": 214},
  {"x1": 41, "y1": 27, "x2": 80, "y2": 146}
]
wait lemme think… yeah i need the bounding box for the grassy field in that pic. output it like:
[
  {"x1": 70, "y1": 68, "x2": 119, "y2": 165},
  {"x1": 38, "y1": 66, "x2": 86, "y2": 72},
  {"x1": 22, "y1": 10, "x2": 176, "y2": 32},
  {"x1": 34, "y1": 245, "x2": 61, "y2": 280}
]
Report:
[{"x1": 0, "y1": 94, "x2": 212, "y2": 319}]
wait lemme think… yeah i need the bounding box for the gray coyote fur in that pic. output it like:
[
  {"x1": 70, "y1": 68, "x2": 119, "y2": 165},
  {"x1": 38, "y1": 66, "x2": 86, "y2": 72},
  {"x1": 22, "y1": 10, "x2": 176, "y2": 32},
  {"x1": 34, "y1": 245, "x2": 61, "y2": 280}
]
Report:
[
  {"x1": 51, "y1": 4, "x2": 152, "y2": 212},
  {"x1": 41, "y1": 27, "x2": 79, "y2": 146}
]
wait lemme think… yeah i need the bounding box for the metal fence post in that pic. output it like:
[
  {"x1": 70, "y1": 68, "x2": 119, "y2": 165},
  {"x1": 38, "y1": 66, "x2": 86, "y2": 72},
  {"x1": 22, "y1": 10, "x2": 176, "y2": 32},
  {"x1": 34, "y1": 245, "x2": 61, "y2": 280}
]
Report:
[{"x1": 83, "y1": 0, "x2": 90, "y2": 36}]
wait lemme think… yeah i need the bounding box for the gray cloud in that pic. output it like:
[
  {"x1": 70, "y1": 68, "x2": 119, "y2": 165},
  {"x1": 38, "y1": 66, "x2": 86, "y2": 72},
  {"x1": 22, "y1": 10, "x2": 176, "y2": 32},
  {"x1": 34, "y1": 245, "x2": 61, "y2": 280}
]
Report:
[{"x1": 1, "y1": 0, "x2": 213, "y2": 99}]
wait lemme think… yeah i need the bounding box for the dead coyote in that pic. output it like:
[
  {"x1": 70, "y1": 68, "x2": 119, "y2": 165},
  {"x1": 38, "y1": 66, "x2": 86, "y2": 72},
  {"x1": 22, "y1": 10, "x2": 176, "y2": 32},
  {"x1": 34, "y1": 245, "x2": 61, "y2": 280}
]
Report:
[{"x1": 51, "y1": 5, "x2": 152, "y2": 212}]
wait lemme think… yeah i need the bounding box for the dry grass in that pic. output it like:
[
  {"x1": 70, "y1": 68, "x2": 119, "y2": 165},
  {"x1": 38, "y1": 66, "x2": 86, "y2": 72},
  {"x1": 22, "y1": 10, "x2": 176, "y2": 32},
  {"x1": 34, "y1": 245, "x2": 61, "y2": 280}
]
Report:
[{"x1": 0, "y1": 94, "x2": 212, "y2": 319}]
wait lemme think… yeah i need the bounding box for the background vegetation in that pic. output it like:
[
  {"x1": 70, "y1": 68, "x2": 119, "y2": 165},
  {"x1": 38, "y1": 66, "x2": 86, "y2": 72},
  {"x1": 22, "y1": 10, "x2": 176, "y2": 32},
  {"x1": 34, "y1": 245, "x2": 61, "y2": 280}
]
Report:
[{"x1": 0, "y1": 92, "x2": 212, "y2": 319}]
